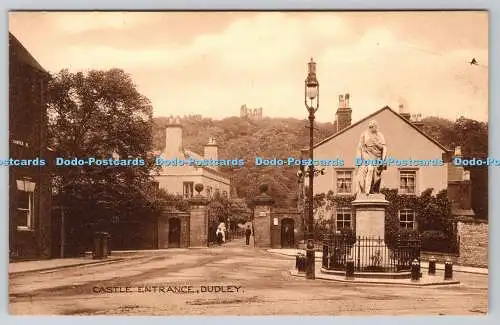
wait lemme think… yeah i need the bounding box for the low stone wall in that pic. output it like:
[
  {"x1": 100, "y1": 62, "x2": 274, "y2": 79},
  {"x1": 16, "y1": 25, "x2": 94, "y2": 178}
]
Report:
[
  {"x1": 457, "y1": 221, "x2": 488, "y2": 267},
  {"x1": 421, "y1": 221, "x2": 488, "y2": 268}
]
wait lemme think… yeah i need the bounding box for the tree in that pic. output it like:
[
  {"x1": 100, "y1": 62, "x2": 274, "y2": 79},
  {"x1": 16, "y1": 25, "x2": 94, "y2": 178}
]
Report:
[
  {"x1": 228, "y1": 197, "x2": 251, "y2": 224},
  {"x1": 208, "y1": 191, "x2": 230, "y2": 224},
  {"x1": 152, "y1": 115, "x2": 335, "y2": 208},
  {"x1": 152, "y1": 113, "x2": 488, "y2": 217},
  {"x1": 48, "y1": 68, "x2": 157, "y2": 226},
  {"x1": 452, "y1": 117, "x2": 488, "y2": 158}
]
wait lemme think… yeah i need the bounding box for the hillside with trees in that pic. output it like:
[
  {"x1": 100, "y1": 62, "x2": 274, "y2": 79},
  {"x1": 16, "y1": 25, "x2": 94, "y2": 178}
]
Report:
[
  {"x1": 153, "y1": 114, "x2": 488, "y2": 218},
  {"x1": 153, "y1": 116, "x2": 336, "y2": 208}
]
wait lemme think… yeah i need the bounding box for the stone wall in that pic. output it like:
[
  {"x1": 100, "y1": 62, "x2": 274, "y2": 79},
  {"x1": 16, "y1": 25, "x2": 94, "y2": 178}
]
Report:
[
  {"x1": 253, "y1": 206, "x2": 272, "y2": 248},
  {"x1": 457, "y1": 221, "x2": 488, "y2": 267},
  {"x1": 189, "y1": 206, "x2": 208, "y2": 247},
  {"x1": 421, "y1": 221, "x2": 488, "y2": 268}
]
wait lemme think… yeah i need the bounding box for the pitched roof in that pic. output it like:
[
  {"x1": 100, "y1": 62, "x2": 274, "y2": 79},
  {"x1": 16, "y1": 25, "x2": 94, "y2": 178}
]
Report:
[
  {"x1": 9, "y1": 32, "x2": 48, "y2": 74},
  {"x1": 182, "y1": 149, "x2": 230, "y2": 182},
  {"x1": 184, "y1": 150, "x2": 204, "y2": 161},
  {"x1": 308, "y1": 106, "x2": 451, "y2": 153}
]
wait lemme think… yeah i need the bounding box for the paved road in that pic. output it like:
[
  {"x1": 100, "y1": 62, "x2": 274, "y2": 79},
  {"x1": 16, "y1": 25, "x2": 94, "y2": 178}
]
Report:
[{"x1": 9, "y1": 241, "x2": 487, "y2": 316}]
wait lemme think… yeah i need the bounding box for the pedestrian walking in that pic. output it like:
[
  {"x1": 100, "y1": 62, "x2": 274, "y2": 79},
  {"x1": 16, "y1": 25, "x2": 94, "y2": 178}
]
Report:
[
  {"x1": 216, "y1": 228, "x2": 223, "y2": 245},
  {"x1": 215, "y1": 221, "x2": 226, "y2": 246},
  {"x1": 245, "y1": 225, "x2": 252, "y2": 246}
]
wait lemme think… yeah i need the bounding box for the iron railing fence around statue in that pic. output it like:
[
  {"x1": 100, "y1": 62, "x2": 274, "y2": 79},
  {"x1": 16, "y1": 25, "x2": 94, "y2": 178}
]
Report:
[{"x1": 322, "y1": 233, "x2": 421, "y2": 273}]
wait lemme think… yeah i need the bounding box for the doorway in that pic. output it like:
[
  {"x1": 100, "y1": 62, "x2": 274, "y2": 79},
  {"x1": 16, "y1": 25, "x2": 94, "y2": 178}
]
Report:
[
  {"x1": 281, "y1": 218, "x2": 295, "y2": 248},
  {"x1": 168, "y1": 217, "x2": 181, "y2": 248}
]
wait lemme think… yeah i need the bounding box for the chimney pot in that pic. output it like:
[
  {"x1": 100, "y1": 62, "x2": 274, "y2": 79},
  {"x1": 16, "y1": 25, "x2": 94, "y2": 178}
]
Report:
[
  {"x1": 335, "y1": 93, "x2": 352, "y2": 131},
  {"x1": 399, "y1": 104, "x2": 411, "y2": 120},
  {"x1": 204, "y1": 137, "x2": 219, "y2": 167},
  {"x1": 338, "y1": 94, "x2": 344, "y2": 108},
  {"x1": 164, "y1": 119, "x2": 183, "y2": 158}
]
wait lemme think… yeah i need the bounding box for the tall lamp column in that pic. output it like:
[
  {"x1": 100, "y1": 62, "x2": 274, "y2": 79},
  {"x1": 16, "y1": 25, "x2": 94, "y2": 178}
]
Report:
[{"x1": 304, "y1": 58, "x2": 319, "y2": 280}]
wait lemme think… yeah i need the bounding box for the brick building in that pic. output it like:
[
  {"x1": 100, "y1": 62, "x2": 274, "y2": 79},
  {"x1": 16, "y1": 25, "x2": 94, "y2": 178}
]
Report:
[{"x1": 9, "y1": 32, "x2": 53, "y2": 260}]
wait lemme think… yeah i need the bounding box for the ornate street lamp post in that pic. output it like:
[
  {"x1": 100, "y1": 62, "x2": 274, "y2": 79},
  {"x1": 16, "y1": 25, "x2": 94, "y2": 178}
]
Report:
[{"x1": 304, "y1": 57, "x2": 319, "y2": 280}]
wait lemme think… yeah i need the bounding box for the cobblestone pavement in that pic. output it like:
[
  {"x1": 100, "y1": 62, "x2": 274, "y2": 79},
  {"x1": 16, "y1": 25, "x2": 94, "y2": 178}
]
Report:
[{"x1": 9, "y1": 241, "x2": 488, "y2": 316}]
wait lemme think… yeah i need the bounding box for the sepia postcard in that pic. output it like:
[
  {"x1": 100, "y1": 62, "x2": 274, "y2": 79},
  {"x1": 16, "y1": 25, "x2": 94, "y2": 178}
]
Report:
[{"x1": 7, "y1": 11, "x2": 488, "y2": 315}]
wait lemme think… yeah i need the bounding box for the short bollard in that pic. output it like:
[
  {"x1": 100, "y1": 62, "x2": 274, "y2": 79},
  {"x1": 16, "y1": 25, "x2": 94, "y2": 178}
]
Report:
[
  {"x1": 411, "y1": 259, "x2": 420, "y2": 281},
  {"x1": 305, "y1": 240, "x2": 316, "y2": 280},
  {"x1": 296, "y1": 253, "x2": 306, "y2": 273},
  {"x1": 444, "y1": 259, "x2": 453, "y2": 280},
  {"x1": 345, "y1": 256, "x2": 355, "y2": 280},
  {"x1": 428, "y1": 256, "x2": 437, "y2": 275},
  {"x1": 93, "y1": 231, "x2": 110, "y2": 259}
]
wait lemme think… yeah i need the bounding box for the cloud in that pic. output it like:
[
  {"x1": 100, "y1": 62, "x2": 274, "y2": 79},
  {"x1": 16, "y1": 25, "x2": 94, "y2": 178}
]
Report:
[
  {"x1": 54, "y1": 12, "x2": 353, "y2": 72},
  {"x1": 50, "y1": 12, "x2": 159, "y2": 34},
  {"x1": 9, "y1": 12, "x2": 488, "y2": 122},
  {"x1": 60, "y1": 45, "x2": 189, "y2": 70}
]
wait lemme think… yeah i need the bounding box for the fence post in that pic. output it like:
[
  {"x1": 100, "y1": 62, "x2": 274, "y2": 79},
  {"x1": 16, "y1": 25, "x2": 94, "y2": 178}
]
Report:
[
  {"x1": 322, "y1": 234, "x2": 329, "y2": 269},
  {"x1": 356, "y1": 236, "x2": 361, "y2": 270},
  {"x1": 444, "y1": 259, "x2": 453, "y2": 280},
  {"x1": 428, "y1": 256, "x2": 436, "y2": 275},
  {"x1": 346, "y1": 256, "x2": 354, "y2": 280}
]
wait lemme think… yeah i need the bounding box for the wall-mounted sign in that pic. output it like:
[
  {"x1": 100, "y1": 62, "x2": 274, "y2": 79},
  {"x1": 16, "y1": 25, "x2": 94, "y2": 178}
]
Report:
[
  {"x1": 273, "y1": 217, "x2": 278, "y2": 226},
  {"x1": 259, "y1": 211, "x2": 267, "y2": 217}
]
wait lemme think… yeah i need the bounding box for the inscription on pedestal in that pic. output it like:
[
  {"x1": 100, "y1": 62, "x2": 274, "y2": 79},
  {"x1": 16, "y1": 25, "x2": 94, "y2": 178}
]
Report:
[{"x1": 352, "y1": 193, "x2": 389, "y2": 240}]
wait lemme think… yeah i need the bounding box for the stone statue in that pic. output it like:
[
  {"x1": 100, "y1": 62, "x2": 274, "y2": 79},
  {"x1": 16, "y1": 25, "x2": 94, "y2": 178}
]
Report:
[{"x1": 356, "y1": 120, "x2": 387, "y2": 195}]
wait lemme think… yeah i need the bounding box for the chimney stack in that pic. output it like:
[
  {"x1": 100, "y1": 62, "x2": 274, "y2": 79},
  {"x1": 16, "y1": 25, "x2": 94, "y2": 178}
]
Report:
[
  {"x1": 335, "y1": 93, "x2": 352, "y2": 132},
  {"x1": 399, "y1": 104, "x2": 411, "y2": 120},
  {"x1": 164, "y1": 116, "x2": 183, "y2": 158},
  {"x1": 204, "y1": 137, "x2": 219, "y2": 168},
  {"x1": 411, "y1": 113, "x2": 424, "y2": 130}
]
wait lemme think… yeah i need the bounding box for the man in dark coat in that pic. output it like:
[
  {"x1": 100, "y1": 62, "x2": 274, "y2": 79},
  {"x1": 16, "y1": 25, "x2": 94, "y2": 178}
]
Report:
[{"x1": 245, "y1": 225, "x2": 252, "y2": 246}]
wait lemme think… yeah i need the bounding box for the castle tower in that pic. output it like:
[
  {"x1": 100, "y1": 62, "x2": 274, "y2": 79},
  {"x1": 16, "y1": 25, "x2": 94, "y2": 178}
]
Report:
[{"x1": 240, "y1": 104, "x2": 248, "y2": 117}]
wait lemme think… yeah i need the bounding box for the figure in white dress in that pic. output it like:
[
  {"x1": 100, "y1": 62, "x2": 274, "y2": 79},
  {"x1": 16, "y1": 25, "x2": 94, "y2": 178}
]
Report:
[{"x1": 216, "y1": 222, "x2": 226, "y2": 244}]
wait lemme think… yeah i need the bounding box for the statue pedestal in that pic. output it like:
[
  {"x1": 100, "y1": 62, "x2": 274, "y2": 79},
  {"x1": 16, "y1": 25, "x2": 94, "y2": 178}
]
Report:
[
  {"x1": 350, "y1": 194, "x2": 391, "y2": 270},
  {"x1": 352, "y1": 193, "x2": 389, "y2": 240}
]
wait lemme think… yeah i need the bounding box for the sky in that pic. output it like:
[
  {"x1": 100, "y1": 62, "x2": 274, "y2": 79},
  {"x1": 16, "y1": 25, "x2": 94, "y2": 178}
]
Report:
[{"x1": 9, "y1": 11, "x2": 489, "y2": 123}]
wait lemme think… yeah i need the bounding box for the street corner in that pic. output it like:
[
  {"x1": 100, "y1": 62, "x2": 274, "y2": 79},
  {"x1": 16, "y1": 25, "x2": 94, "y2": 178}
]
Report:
[{"x1": 289, "y1": 268, "x2": 461, "y2": 287}]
